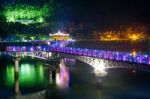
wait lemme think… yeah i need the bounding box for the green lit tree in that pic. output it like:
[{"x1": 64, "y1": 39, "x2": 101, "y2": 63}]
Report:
[{"x1": 2, "y1": 0, "x2": 57, "y2": 25}]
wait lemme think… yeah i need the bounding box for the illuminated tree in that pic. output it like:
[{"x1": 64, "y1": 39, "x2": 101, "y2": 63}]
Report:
[{"x1": 2, "y1": 0, "x2": 57, "y2": 25}]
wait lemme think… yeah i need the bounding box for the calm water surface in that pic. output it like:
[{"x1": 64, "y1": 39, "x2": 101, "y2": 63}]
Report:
[{"x1": 0, "y1": 55, "x2": 150, "y2": 99}]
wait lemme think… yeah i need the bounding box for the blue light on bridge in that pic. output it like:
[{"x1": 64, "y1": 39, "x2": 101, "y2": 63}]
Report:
[{"x1": 43, "y1": 48, "x2": 46, "y2": 51}]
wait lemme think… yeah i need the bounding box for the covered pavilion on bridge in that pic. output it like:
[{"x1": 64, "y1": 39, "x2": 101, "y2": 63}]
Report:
[{"x1": 49, "y1": 31, "x2": 70, "y2": 40}]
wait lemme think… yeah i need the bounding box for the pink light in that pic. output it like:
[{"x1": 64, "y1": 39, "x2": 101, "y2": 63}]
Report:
[
  {"x1": 56, "y1": 59, "x2": 70, "y2": 89},
  {"x1": 104, "y1": 53, "x2": 107, "y2": 58},
  {"x1": 109, "y1": 52, "x2": 113, "y2": 59},
  {"x1": 116, "y1": 52, "x2": 119, "y2": 60},
  {"x1": 139, "y1": 56, "x2": 142, "y2": 63}
]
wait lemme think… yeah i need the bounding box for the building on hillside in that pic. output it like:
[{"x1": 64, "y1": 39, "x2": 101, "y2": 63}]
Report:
[{"x1": 49, "y1": 31, "x2": 70, "y2": 40}]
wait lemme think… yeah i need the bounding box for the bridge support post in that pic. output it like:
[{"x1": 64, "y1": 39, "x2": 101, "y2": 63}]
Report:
[
  {"x1": 15, "y1": 75, "x2": 20, "y2": 96},
  {"x1": 13, "y1": 56, "x2": 20, "y2": 76},
  {"x1": 49, "y1": 67, "x2": 57, "y2": 89},
  {"x1": 15, "y1": 57, "x2": 19, "y2": 73},
  {"x1": 13, "y1": 55, "x2": 21, "y2": 96}
]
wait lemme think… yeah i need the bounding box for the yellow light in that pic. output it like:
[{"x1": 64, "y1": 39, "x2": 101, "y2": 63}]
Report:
[
  {"x1": 132, "y1": 51, "x2": 137, "y2": 57},
  {"x1": 129, "y1": 34, "x2": 139, "y2": 41},
  {"x1": 132, "y1": 35, "x2": 138, "y2": 40}
]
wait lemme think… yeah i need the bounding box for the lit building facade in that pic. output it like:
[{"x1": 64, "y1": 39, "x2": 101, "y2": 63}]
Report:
[{"x1": 49, "y1": 31, "x2": 70, "y2": 40}]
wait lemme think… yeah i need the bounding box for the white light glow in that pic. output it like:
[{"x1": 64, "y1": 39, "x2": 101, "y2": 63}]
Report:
[
  {"x1": 30, "y1": 47, "x2": 34, "y2": 51},
  {"x1": 49, "y1": 30, "x2": 69, "y2": 37},
  {"x1": 93, "y1": 60, "x2": 107, "y2": 77},
  {"x1": 94, "y1": 60, "x2": 105, "y2": 71},
  {"x1": 56, "y1": 72, "x2": 61, "y2": 85},
  {"x1": 48, "y1": 52, "x2": 52, "y2": 57},
  {"x1": 47, "y1": 42, "x2": 50, "y2": 45}
]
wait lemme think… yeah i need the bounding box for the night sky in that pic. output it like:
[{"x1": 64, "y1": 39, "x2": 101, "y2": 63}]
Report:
[{"x1": 59, "y1": 0, "x2": 150, "y2": 27}]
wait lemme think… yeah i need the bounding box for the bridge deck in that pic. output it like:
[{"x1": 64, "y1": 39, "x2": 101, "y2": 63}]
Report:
[{"x1": 4, "y1": 45, "x2": 150, "y2": 65}]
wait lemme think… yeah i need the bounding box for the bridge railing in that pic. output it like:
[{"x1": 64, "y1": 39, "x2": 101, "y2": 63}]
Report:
[
  {"x1": 4, "y1": 44, "x2": 150, "y2": 65},
  {"x1": 6, "y1": 46, "x2": 50, "y2": 52},
  {"x1": 50, "y1": 46, "x2": 150, "y2": 65}
]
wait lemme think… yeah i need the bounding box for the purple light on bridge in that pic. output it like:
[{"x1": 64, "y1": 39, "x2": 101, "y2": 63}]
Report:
[
  {"x1": 123, "y1": 54, "x2": 126, "y2": 61},
  {"x1": 4, "y1": 44, "x2": 150, "y2": 65},
  {"x1": 22, "y1": 46, "x2": 26, "y2": 51},
  {"x1": 139, "y1": 56, "x2": 142, "y2": 63},
  {"x1": 37, "y1": 46, "x2": 41, "y2": 49},
  {"x1": 23, "y1": 46, "x2": 26, "y2": 49},
  {"x1": 116, "y1": 52, "x2": 119, "y2": 60},
  {"x1": 104, "y1": 53, "x2": 107, "y2": 58},
  {"x1": 109, "y1": 52, "x2": 113, "y2": 60},
  {"x1": 98, "y1": 52, "x2": 102, "y2": 58},
  {"x1": 30, "y1": 47, "x2": 34, "y2": 51},
  {"x1": 13, "y1": 47, "x2": 16, "y2": 51}
]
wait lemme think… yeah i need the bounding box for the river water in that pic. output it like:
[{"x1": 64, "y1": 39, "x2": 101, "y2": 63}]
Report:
[{"x1": 0, "y1": 54, "x2": 150, "y2": 99}]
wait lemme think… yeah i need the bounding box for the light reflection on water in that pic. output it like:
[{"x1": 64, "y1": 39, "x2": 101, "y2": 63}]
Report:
[
  {"x1": 5, "y1": 63, "x2": 45, "y2": 88},
  {"x1": 56, "y1": 59, "x2": 70, "y2": 89},
  {"x1": 0, "y1": 55, "x2": 150, "y2": 99},
  {"x1": 0, "y1": 57, "x2": 76, "y2": 98}
]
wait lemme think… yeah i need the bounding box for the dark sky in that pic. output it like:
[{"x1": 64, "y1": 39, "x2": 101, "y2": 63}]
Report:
[{"x1": 58, "y1": 0, "x2": 150, "y2": 30}]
